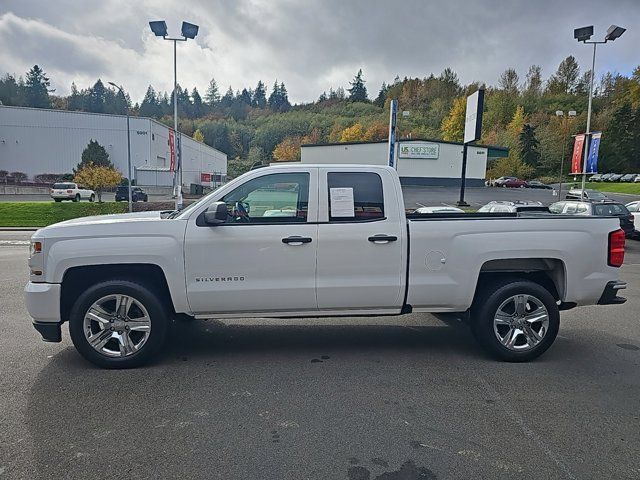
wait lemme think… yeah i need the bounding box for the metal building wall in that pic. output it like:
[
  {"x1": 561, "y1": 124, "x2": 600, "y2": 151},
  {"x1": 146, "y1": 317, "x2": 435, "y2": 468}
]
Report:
[
  {"x1": 0, "y1": 106, "x2": 227, "y2": 184},
  {"x1": 300, "y1": 140, "x2": 488, "y2": 187}
]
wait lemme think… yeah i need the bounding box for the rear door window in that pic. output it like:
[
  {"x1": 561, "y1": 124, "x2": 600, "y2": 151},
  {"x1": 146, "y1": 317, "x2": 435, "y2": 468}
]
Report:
[
  {"x1": 594, "y1": 204, "x2": 628, "y2": 216},
  {"x1": 327, "y1": 172, "x2": 384, "y2": 222}
]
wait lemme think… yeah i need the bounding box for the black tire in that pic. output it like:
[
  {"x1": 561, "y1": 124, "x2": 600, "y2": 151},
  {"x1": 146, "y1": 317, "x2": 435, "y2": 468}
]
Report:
[
  {"x1": 74, "y1": 194, "x2": 80, "y2": 202},
  {"x1": 54, "y1": 199, "x2": 62, "y2": 202},
  {"x1": 69, "y1": 280, "x2": 169, "y2": 369},
  {"x1": 470, "y1": 279, "x2": 559, "y2": 362},
  {"x1": 89, "y1": 194, "x2": 95, "y2": 202}
]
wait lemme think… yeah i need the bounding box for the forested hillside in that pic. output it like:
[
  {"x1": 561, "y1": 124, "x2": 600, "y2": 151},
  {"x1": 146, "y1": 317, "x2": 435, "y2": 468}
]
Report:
[{"x1": 2, "y1": 58, "x2": 639, "y2": 180}]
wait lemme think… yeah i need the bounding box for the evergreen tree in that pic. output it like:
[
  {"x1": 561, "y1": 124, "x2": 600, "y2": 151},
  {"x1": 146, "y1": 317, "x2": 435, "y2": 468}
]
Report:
[
  {"x1": 239, "y1": 88, "x2": 252, "y2": 106},
  {"x1": 374, "y1": 82, "x2": 388, "y2": 107},
  {"x1": 0, "y1": 74, "x2": 24, "y2": 106},
  {"x1": 347, "y1": 69, "x2": 368, "y2": 102},
  {"x1": 85, "y1": 79, "x2": 107, "y2": 113},
  {"x1": 498, "y1": 68, "x2": 520, "y2": 94},
  {"x1": 139, "y1": 85, "x2": 161, "y2": 117},
  {"x1": 519, "y1": 124, "x2": 541, "y2": 166},
  {"x1": 191, "y1": 87, "x2": 204, "y2": 117},
  {"x1": 279, "y1": 82, "x2": 290, "y2": 111},
  {"x1": 67, "y1": 82, "x2": 84, "y2": 111},
  {"x1": 205, "y1": 78, "x2": 220, "y2": 106},
  {"x1": 76, "y1": 139, "x2": 112, "y2": 172},
  {"x1": 23, "y1": 65, "x2": 52, "y2": 108},
  {"x1": 524, "y1": 65, "x2": 543, "y2": 96},
  {"x1": 220, "y1": 86, "x2": 234, "y2": 108},
  {"x1": 547, "y1": 56, "x2": 580, "y2": 94},
  {"x1": 253, "y1": 80, "x2": 267, "y2": 108}
]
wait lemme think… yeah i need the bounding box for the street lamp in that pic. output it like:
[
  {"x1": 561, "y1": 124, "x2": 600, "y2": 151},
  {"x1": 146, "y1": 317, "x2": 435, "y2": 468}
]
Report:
[
  {"x1": 555, "y1": 110, "x2": 577, "y2": 198},
  {"x1": 108, "y1": 81, "x2": 133, "y2": 213},
  {"x1": 574, "y1": 24, "x2": 626, "y2": 199},
  {"x1": 149, "y1": 20, "x2": 199, "y2": 209}
]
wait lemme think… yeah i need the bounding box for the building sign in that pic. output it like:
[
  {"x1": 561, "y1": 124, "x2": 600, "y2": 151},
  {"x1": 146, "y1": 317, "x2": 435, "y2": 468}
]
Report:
[
  {"x1": 168, "y1": 130, "x2": 176, "y2": 172},
  {"x1": 586, "y1": 132, "x2": 602, "y2": 173},
  {"x1": 464, "y1": 89, "x2": 484, "y2": 144},
  {"x1": 201, "y1": 172, "x2": 211, "y2": 182},
  {"x1": 398, "y1": 142, "x2": 439, "y2": 159},
  {"x1": 570, "y1": 134, "x2": 586, "y2": 174}
]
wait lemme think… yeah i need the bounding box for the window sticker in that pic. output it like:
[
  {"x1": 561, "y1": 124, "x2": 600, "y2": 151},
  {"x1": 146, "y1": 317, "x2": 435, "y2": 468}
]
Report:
[{"x1": 329, "y1": 187, "x2": 355, "y2": 217}]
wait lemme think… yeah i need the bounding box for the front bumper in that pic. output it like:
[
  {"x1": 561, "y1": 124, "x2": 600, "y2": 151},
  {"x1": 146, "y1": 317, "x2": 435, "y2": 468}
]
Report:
[
  {"x1": 24, "y1": 282, "x2": 62, "y2": 342},
  {"x1": 598, "y1": 281, "x2": 627, "y2": 305}
]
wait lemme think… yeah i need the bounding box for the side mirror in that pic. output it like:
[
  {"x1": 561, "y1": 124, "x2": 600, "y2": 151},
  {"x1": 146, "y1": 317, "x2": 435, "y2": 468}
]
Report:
[{"x1": 204, "y1": 202, "x2": 228, "y2": 225}]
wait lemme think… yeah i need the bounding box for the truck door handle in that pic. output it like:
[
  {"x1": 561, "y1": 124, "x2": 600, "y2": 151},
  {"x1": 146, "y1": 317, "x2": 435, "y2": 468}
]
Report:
[
  {"x1": 282, "y1": 236, "x2": 313, "y2": 245},
  {"x1": 368, "y1": 234, "x2": 398, "y2": 243}
]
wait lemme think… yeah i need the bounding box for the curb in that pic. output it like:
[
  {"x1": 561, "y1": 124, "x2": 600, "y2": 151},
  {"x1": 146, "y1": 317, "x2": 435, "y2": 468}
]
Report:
[{"x1": 0, "y1": 227, "x2": 39, "y2": 231}]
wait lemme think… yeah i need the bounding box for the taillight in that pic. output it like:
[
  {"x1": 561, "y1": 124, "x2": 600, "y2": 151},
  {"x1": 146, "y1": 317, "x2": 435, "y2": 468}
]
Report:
[
  {"x1": 66, "y1": 189, "x2": 72, "y2": 193},
  {"x1": 608, "y1": 229, "x2": 625, "y2": 267},
  {"x1": 629, "y1": 215, "x2": 634, "y2": 223},
  {"x1": 50, "y1": 189, "x2": 53, "y2": 193}
]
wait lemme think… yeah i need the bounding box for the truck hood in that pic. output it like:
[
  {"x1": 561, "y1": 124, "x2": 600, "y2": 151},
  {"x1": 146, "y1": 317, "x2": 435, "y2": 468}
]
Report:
[{"x1": 34, "y1": 210, "x2": 167, "y2": 238}]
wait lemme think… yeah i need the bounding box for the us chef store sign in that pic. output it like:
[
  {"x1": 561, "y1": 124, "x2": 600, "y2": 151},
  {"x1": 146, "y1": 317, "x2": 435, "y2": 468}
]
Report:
[{"x1": 398, "y1": 142, "x2": 439, "y2": 159}]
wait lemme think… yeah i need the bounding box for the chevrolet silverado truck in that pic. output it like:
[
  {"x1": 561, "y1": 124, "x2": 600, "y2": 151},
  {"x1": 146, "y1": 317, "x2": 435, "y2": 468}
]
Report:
[{"x1": 25, "y1": 165, "x2": 627, "y2": 368}]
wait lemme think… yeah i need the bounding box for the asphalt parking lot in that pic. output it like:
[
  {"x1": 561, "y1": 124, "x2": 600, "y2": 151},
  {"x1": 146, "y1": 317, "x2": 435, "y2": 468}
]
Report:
[
  {"x1": 3, "y1": 185, "x2": 640, "y2": 210},
  {"x1": 1, "y1": 232, "x2": 639, "y2": 480}
]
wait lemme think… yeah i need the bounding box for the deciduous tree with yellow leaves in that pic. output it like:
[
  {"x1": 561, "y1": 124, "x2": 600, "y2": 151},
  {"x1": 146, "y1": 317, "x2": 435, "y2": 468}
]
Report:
[
  {"x1": 440, "y1": 96, "x2": 466, "y2": 142},
  {"x1": 74, "y1": 162, "x2": 122, "y2": 202}
]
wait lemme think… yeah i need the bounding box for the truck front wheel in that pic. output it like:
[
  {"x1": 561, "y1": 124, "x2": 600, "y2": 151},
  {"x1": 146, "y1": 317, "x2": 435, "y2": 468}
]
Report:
[
  {"x1": 69, "y1": 280, "x2": 169, "y2": 368},
  {"x1": 471, "y1": 279, "x2": 559, "y2": 362}
]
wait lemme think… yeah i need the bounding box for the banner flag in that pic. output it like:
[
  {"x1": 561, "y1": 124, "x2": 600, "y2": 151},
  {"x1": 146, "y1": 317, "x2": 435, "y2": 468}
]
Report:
[
  {"x1": 387, "y1": 99, "x2": 398, "y2": 168},
  {"x1": 176, "y1": 133, "x2": 182, "y2": 171},
  {"x1": 570, "y1": 134, "x2": 586, "y2": 174},
  {"x1": 168, "y1": 130, "x2": 176, "y2": 172},
  {"x1": 586, "y1": 132, "x2": 602, "y2": 173}
]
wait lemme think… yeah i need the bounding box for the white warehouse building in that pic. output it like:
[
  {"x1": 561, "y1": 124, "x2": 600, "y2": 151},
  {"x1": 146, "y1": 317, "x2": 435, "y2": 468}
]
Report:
[
  {"x1": 0, "y1": 105, "x2": 227, "y2": 187},
  {"x1": 301, "y1": 139, "x2": 508, "y2": 187}
]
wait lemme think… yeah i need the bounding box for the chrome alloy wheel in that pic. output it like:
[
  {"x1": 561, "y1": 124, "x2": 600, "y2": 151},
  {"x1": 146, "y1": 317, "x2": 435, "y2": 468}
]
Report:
[
  {"x1": 83, "y1": 294, "x2": 152, "y2": 357},
  {"x1": 493, "y1": 294, "x2": 549, "y2": 351}
]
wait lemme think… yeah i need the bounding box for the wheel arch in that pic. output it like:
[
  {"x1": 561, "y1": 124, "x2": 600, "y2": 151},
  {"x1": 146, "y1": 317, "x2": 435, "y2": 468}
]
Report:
[
  {"x1": 474, "y1": 257, "x2": 566, "y2": 303},
  {"x1": 60, "y1": 264, "x2": 175, "y2": 322}
]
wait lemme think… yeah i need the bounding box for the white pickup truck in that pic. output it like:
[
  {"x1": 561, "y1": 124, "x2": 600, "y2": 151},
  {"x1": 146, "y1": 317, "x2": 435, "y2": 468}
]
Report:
[{"x1": 25, "y1": 165, "x2": 627, "y2": 368}]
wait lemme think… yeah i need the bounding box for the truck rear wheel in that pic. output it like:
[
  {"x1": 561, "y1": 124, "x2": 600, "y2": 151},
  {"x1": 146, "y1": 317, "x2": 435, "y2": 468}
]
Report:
[
  {"x1": 69, "y1": 280, "x2": 169, "y2": 369},
  {"x1": 471, "y1": 279, "x2": 559, "y2": 362}
]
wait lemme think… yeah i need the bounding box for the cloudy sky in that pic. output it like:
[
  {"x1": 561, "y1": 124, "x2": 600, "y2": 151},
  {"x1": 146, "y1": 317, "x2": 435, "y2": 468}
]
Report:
[{"x1": 1, "y1": 0, "x2": 639, "y2": 104}]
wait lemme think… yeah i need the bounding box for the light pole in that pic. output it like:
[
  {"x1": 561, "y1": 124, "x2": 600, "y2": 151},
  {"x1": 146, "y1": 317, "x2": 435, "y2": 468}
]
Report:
[
  {"x1": 149, "y1": 20, "x2": 199, "y2": 210},
  {"x1": 574, "y1": 24, "x2": 626, "y2": 199},
  {"x1": 108, "y1": 82, "x2": 132, "y2": 213},
  {"x1": 555, "y1": 110, "x2": 576, "y2": 198}
]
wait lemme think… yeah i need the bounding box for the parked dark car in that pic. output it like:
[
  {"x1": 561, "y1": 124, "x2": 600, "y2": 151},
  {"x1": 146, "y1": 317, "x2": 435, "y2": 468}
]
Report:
[
  {"x1": 525, "y1": 180, "x2": 553, "y2": 189},
  {"x1": 589, "y1": 173, "x2": 603, "y2": 182},
  {"x1": 115, "y1": 186, "x2": 148, "y2": 202},
  {"x1": 620, "y1": 174, "x2": 638, "y2": 182},
  {"x1": 565, "y1": 189, "x2": 608, "y2": 201},
  {"x1": 549, "y1": 200, "x2": 635, "y2": 237},
  {"x1": 599, "y1": 173, "x2": 613, "y2": 182}
]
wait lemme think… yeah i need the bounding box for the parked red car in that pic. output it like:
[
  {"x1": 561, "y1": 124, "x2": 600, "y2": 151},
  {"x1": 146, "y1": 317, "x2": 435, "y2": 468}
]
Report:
[{"x1": 502, "y1": 178, "x2": 527, "y2": 188}]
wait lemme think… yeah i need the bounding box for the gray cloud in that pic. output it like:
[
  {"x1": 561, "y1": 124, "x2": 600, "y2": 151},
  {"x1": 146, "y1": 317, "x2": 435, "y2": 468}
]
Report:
[{"x1": 1, "y1": 0, "x2": 638, "y2": 104}]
